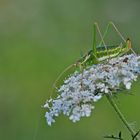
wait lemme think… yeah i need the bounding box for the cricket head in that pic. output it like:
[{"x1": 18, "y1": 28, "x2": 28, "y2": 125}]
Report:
[{"x1": 75, "y1": 50, "x2": 93, "y2": 67}]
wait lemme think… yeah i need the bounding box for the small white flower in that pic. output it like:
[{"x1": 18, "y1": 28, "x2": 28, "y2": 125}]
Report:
[
  {"x1": 81, "y1": 104, "x2": 94, "y2": 117},
  {"x1": 93, "y1": 95, "x2": 102, "y2": 102},
  {"x1": 45, "y1": 112, "x2": 55, "y2": 126},
  {"x1": 44, "y1": 102, "x2": 49, "y2": 108},
  {"x1": 125, "y1": 82, "x2": 132, "y2": 89}
]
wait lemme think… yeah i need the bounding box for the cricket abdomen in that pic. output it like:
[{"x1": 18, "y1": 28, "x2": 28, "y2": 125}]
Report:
[{"x1": 96, "y1": 44, "x2": 128, "y2": 62}]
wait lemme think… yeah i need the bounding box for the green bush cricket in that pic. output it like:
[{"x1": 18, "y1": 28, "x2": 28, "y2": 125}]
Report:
[{"x1": 50, "y1": 22, "x2": 136, "y2": 97}]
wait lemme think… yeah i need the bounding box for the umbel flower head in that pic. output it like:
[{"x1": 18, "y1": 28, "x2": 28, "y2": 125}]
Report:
[{"x1": 44, "y1": 54, "x2": 140, "y2": 126}]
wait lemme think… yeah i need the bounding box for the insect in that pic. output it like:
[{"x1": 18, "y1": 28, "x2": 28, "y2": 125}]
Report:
[
  {"x1": 75, "y1": 22, "x2": 135, "y2": 67},
  {"x1": 50, "y1": 22, "x2": 136, "y2": 97}
]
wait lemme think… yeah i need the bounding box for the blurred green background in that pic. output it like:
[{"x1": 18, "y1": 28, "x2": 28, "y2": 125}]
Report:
[{"x1": 0, "y1": 0, "x2": 140, "y2": 140}]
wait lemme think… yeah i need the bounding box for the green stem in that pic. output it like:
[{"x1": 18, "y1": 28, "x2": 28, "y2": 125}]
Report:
[{"x1": 106, "y1": 95, "x2": 139, "y2": 140}]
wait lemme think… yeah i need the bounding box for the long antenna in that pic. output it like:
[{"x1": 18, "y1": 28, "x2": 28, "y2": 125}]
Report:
[{"x1": 50, "y1": 64, "x2": 75, "y2": 97}]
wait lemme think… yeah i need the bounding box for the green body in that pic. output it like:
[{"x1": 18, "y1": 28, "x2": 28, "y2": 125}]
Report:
[
  {"x1": 77, "y1": 43, "x2": 130, "y2": 68},
  {"x1": 77, "y1": 22, "x2": 131, "y2": 67},
  {"x1": 95, "y1": 43, "x2": 129, "y2": 61}
]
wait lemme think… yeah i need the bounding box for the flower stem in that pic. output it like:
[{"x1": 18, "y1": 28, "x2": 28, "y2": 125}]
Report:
[{"x1": 106, "y1": 94, "x2": 139, "y2": 140}]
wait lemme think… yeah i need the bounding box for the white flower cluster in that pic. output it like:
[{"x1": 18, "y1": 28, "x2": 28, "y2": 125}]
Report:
[{"x1": 44, "y1": 54, "x2": 140, "y2": 126}]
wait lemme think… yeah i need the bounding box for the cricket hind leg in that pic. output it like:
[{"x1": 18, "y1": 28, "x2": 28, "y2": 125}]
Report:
[
  {"x1": 109, "y1": 21, "x2": 126, "y2": 42},
  {"x1": 93, "y1": 22, "x2": 108, "y2": 51},
  {"x1": 108, "y1": 22, "x2": 136, "y2": 55},
  {"x1": 100, "y1": 21, "x2": 136, "y2": 55},
  {"x1": 99, "y1": 21, "x2": 126, "y2": 46},
  {"x1": 110, "y1": 22, "x2": 136, "y2": 55},
  {"x1": 93, "y1": 22, "x2": 108, "y2": 60},
  {"x1": 106, "y1": 21, "x2": 136, "y2": 55}
]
